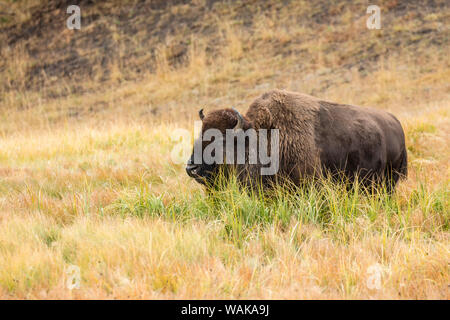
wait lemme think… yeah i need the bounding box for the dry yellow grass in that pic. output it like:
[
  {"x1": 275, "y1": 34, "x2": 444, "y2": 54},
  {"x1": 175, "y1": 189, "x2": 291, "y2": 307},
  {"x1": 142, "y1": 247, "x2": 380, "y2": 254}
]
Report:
[{"x1": 0, "y1": 0, "x2": 448, "y2": 299}]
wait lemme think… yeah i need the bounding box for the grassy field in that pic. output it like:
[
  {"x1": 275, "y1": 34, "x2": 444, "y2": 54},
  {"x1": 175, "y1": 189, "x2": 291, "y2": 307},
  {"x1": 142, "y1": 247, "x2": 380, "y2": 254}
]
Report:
[{"x1": 0, "y1": 0, "x2": 448, "y2": 299}]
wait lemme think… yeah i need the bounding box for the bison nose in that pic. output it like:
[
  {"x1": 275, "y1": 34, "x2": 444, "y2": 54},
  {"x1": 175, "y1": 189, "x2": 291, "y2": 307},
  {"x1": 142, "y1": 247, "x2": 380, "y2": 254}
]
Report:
[{"x1": 186, "y1": 163, "x2": 200, "y2": 176}]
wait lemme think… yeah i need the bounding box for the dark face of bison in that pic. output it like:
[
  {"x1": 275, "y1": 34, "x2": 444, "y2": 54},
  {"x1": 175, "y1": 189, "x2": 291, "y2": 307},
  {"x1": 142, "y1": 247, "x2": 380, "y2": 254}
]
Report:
[{"x1": 186, "y1": 108, "x2": 249, "y2": 185}]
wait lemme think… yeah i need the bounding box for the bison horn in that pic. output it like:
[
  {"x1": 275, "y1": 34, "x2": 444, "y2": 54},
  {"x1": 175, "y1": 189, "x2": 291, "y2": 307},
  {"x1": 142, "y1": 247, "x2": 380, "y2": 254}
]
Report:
[
  {"x1": 232, "y1": 107, "x2": 244, "y2": 130},
  {"x1": 199, "y1": 108, "x2": 205, "y2": 120}
]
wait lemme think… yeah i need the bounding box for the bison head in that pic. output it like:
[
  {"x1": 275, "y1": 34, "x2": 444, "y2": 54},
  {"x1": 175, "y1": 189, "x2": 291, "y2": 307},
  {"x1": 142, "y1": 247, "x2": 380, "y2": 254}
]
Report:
[{"x1": 186, "y1": 108, "x2": 252, "y2": 186}]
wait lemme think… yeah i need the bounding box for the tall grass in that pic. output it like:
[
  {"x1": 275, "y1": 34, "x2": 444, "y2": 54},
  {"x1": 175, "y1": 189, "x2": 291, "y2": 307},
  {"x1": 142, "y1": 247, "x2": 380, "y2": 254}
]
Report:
[{"x1": 106, "y1": 171, "x2": 448, "y2": 247}]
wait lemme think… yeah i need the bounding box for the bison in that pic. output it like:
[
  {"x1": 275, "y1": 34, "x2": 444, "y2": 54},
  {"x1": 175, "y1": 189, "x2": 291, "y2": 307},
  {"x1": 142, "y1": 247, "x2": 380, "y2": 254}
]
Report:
[{"x1": 186, "y1": 89, "x2": 407, "y2": 192}]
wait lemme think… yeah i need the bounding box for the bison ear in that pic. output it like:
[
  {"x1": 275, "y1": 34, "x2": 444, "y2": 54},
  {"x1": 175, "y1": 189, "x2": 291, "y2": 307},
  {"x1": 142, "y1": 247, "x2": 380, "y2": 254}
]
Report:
[
  {"x1": 199, "y1": 108, "x2": 205, "y2": 120},
  {"x1": 232, "y1": 107, "x2": 244, "y2": 130}
]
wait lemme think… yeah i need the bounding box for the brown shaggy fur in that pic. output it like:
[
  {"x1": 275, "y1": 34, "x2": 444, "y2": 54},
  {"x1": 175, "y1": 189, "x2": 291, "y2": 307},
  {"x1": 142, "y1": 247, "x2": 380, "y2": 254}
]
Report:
[{"x1": 188, "y1": 89, "x2": 407, "y2": 191}]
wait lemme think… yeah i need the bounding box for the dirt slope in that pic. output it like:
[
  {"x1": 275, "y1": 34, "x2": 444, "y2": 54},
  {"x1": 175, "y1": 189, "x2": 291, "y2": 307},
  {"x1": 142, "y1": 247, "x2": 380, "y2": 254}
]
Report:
[{"x1": 1, "y1": 0, "x2": 448, "y2": 98}]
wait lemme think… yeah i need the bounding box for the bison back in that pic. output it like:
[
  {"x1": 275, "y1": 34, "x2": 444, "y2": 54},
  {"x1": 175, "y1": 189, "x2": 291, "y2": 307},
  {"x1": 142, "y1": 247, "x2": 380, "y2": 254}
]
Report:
[{"x1": 314, "y1": 100, "x2": 407, "y2": 188}]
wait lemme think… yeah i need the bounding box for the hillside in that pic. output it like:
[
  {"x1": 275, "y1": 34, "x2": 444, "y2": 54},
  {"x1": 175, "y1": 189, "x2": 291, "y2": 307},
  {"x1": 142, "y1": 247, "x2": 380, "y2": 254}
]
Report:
[{"x1": 1, "y1": 0, "x2": 449, "y2": 125}]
